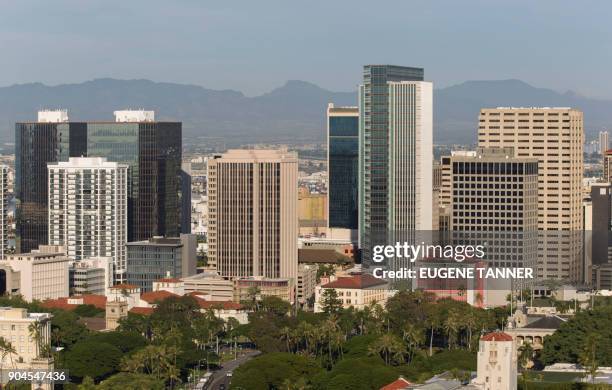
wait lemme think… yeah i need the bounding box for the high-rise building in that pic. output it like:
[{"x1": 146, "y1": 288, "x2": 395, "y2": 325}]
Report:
[
  {"x1": 478, "y1": 107, "x2": 584, "y2": 281},
  {"x1": 358, "y1": 65, "x2": 431, "y2": 261},
  {"x1": 589, "y1": 183, "x2": 612, "y2": 268},
  {"x1": 15, "y1": 110, "x2": 184, "y2": 253},
  {"x1": 603, "y1": 150, "x2": 612, "y2": 183},
  {"x1": 449, "y1": 147, "x2": 539, "y2": 269},
  {"x1": 0, "y1": 165, "x2": 8, "y2": 259},
  {"x1": 599, "y1": 130, "x2": 609, "y2": 155},
  {"x1": 48, "y1": 157, "x2": 128, "y2": 282},
  {"x1": 207, "y1": 149, "x2": 298, "y2": 282},
  {"x1": 327, "y1": 103, "x2": 359, "y2": 230}
]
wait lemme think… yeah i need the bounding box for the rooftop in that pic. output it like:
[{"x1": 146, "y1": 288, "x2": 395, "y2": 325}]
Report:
[
  {"x1": 298, "y1": 248, "x2": 353, "y2": 264},
  {"x1": 524, "y1": 315, "x2": 567, "y2": 330},
  {"x1": 140, "y1": 290, "x2": 179, "y2": 304},
  {"x1": 481, "y1": 332, "x2": 513, "y2": 342},
  {"x1": 321, "y1": 274, "x2": 388, "y2": 289}
]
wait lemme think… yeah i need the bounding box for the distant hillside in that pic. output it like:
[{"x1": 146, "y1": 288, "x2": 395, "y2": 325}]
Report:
[
  {"x1": 435, "y1": 79, "x2": 612, "y2": 144},
  {"x1": 0, "y1": 78, "x2": 610, "y2": 146}
]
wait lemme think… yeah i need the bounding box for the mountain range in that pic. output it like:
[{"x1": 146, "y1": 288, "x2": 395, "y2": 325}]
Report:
[{"x1": 0, "y1": 78, "x2": 610, "y2": 146}]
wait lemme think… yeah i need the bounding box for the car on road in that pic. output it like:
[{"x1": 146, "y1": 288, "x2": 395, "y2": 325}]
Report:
[{"x1": 226, "y1": 372, "x2": 233, "y2": 377}]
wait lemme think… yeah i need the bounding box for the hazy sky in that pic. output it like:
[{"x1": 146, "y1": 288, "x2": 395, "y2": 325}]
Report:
[{"x1": 2, "y1": 0, "x2": 611, "y2": 97}]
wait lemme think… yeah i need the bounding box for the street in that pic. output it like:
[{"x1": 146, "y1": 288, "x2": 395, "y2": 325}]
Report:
[{"x1": 205, "y1": 350, "x2": 261, "y2": 390}]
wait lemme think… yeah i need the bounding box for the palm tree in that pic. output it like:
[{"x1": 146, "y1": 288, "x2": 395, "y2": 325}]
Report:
[
  {"x1": 280, "y1": 326, "x2": 293, "y2": 352},
  {"x1": 0, "y1": 336, "x2": 17, "y2": 373},
  {"x1": 402, "y1": 323, "x2": 425, "y2": 362},
  {"x1": 368, "y1": 334, "x2": 406, "y2": 366},
  {"x1": 443, "y1": 310, "x2": 461, "y2": 350},
  {"x1": 518, "y1": 342, "x2": 534, "y2": 371}
]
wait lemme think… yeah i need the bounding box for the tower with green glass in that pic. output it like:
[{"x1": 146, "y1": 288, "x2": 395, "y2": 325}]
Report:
[{"x1": 358, "y1": 65, "x2": 426, "y2": 261}]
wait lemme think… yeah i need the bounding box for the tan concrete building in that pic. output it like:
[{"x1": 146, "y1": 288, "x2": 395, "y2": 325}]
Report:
[
  {"x1": 314, "y1": 273, "x2": 391, "y2": 312},
  {"x1": 0, "y1": 307, "x2": 53, "y2": 369},
  {"x1": 234, "y1": 277, "x2": 294, "y2": 303},
  {"x1": 181, "y1": 272, "x2": 235, "y2": 301},
  {"x1": 207, "y1": 149, "x2": 298, "y2": 283},
  {"x1": 603, "y1": 149, "x2": 612, "y2": 183},
  {"x1": 0, "y1": 245, "x2": 69, "y2": 302},
  {"x1": 478, "y1": 107, "x2": 584, "y2": 281}
]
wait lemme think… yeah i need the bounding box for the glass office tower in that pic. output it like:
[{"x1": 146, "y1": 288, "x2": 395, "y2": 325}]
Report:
[
  {"x1": 359, "y1": 65, "x2": 425, "y2": 260},
  {"x1": 15, "y1": 122, "x2": 87, "y2": 253},
  {"x1": 327, "y1": 104, "x2": 359, "y2": 230},
  {"x1": 16, "y1": 118, "x2": 183, "y2": 253}
]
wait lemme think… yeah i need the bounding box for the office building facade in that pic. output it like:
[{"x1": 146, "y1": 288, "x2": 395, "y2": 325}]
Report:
[
  {"x1": 327, "y1": 104, "x2": 359, "y2": 230},
  {"x1": 449, "y1": 147, "x2": 539, "y2": 269},
  {"x1": 126, "y1": 234, "x2": 196, "y2": 292},
  {"x1": 0, "y1": 166, "x2": 8, "y2": 258},
  {"x1": 599, "y1": 130, "x2": 609, "y2": 156},
  {"x1": 207, "y1": 149, "x2": 298, "y2": 282},
  {"x1": 48, "y1": 157, "x2": 128, "y2": 281},
  {"x1": 478, "y1": 107, "x2": 584, "y2": 281},
  {"x1": 358, "y1": 65, "x2": 430, "y2": 260}
]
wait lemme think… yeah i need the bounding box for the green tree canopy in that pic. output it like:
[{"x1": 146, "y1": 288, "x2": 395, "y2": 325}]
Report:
[{"x1": 64, "y1": 341, "x2": 122, "y2": 382}]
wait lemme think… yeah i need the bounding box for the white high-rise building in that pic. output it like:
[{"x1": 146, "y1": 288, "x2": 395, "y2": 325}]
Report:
[
  {"x1": 48, "y1": 157, "x2": 128, "y2": 283},
  {"x1": 387, "y1": 81, "x2": 433, "y2": 233},
  {"x1": 207, "y1": 149, "x2": 298, "y2": 282},
  {"x1": 0, "y1": 165, "x2": 8, "y2": 259},
  {"x1": 599, "y1": 130, "x2": 609, "y2": 155}
]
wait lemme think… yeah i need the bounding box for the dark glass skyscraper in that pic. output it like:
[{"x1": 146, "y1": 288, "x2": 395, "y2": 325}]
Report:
[
  {"x1": 16, "y1": 115, "x2": 184, "y2": 253},
  {"x1": 359, "y1": 65, "x2": 425, "y2": 258},
  {"x1": 15, "y1": 121, "x2": 87, "y2": 253},
  {"x1": 327, "y1": 104, "x2": 359, "y2": 230}
]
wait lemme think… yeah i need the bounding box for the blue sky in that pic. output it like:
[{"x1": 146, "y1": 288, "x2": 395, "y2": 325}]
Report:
[{"x1": 1, "y1": 0, "x2": 611, "y2": 97}]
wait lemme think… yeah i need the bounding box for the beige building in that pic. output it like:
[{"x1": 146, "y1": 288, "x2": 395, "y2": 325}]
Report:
[
  {"x1": 298, "y1": 188, "x2": 327, "y2": 236},
  {"x1": 474, "y1": 332, "x2": 517, "y2": 390},
  {"x1": 478, "y1": 107, "x2": 584, "y2": 281},
  {"x1": 314, "y1": 273, "x2": 391, "y2": 312},
  {"x1": 297, "y1": 264, "x2": 317, "y2": 306},
  {"x1": 234, "y1": 277, "x2": 294, "y2": 303},
  {"x1": 0, "y1": 246, "x2": 69, "y2": 302},
  {"x1": 207, "y1": 149, "x2": 298, "y2": 282},
  {"x1": 603, "y1": 150, "x2": 612, "y2": 183},
  {"x1": 0, "y1": 307, "x2": 53, "y2": 369},
  {"x1": 181, "y1": 272, "x2": 235, "y2": 301}
]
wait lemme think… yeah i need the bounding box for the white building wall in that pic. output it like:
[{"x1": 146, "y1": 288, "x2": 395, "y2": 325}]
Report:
[{"x1": 48, "y1": 157, "x2": 128, "y2": 283}]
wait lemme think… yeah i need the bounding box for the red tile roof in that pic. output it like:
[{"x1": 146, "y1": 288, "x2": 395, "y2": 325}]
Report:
[
  {"x1": 110, "y1": 284, "x2": 139, "y2": 290},
  {"x1": 140, "y1": 290, "x2": 178, "y2": 304},
  {"x1": 380, "y1": 377, "x2": 412, "y2": 390},
  {"x1": 155, "y1": 278, "x2": 182, "y2": 283},
  {"x1": 42, "y1": 294, "x2": 107, "y2": 311},
  {"x1": 321, "y1": 273, "x2": 388, "y2": 289},
  {"x1": 129, "y1": 307, "x2": 154, "y2": 316},
  {"x1": 481, "y1": 332, "x2": 514, "y2": 342},
  {"x1": 188, "y1": 293, "x2": 244, "y2": 310}
]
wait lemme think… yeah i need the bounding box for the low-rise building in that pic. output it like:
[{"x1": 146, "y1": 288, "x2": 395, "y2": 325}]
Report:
[
  {"x1": 0, "y1": 307, "x2": 52, "y2": 369},
  {"x1": 182, "y1": 272, "x2": 234, "y2": 301},
  {"x1": 314, "y1": 273, "x2": 390, "y2": 312},
  {"x1": 126, "y1": 235, "x2": 196, "y2": 292},
  {"x1": 473, "y1": 332, "x2": 517, "y2": 390},
  {"x1": 505, "y1": 307, "x2": 568, "y2": 351},
  {"x1": 297, "y1": 264, "x2": 316, "y2": 307},
  {"x1": 69, "y1": 257, "x2": 113, "y2": 295},
  {"x1": 0, "y1": 245, "x2": 69, "y2": 301},
  {"x1": 234, "y1": 277, "x2": 295, "y2": 303}
]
